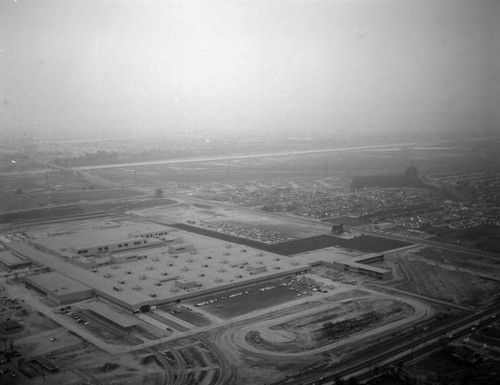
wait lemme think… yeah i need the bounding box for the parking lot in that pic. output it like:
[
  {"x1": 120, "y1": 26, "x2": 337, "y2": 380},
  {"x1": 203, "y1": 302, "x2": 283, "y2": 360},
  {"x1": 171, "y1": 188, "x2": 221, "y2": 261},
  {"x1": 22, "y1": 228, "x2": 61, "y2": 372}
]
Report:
[{"x1": 182, "y1": 277, "x2": 330, "y2": 320}]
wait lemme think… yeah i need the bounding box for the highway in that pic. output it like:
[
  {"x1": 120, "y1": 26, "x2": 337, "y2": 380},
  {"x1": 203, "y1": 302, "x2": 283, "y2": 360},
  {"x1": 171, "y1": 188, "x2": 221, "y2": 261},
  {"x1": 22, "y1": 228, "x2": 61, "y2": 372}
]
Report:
[{"x1": 64, "y1": 142, "x2": 419, "y2": 171}]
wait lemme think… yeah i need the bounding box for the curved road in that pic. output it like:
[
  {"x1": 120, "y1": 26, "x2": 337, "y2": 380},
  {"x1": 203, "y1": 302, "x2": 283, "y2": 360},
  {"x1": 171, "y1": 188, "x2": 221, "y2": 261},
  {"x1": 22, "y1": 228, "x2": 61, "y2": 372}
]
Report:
[{"x1": 218, "y1": 294, "x2": 430, "y2": 359}]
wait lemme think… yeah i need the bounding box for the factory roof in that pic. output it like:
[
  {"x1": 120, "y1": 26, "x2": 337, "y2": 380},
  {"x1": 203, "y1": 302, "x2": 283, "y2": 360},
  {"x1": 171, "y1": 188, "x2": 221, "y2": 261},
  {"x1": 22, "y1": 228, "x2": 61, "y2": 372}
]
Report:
[
  {"x1": 84, "y1": 301, "x2": 139, "y2": 328},
  {"x1": 340, "y1": 261, "x2": 390, "y2": 274},
  {"x1": 0, "y1": 250, "x2": 30, "y2": 267},
  {"x1": 34, "y1": 223, "x2": 170, "y2": 252},
  {"x1": 7, "y1": 242, "x2": 152, "y2": 309},
  {"x1": 27, "y1": 271, "x2": 92, "y2": 295}
]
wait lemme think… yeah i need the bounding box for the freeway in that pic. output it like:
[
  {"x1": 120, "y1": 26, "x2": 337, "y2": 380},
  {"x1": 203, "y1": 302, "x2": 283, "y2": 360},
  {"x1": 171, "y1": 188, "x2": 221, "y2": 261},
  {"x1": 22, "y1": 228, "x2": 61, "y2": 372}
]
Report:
[{"x1": 66, "y1": 142, "x2": 419, "y2": 171}]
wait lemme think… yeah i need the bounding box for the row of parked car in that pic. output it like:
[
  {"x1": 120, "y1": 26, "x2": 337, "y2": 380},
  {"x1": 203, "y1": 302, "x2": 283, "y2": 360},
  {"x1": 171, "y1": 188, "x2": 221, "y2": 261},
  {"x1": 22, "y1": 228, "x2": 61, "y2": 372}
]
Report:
[{"x1": 54, "y1": 305, "x2": 90, "y2": 325}]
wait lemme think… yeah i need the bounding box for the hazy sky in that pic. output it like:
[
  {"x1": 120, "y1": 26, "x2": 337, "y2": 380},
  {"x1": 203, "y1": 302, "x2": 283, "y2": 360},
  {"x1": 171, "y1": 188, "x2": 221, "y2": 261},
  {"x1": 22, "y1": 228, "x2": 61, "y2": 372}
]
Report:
[{"x1": 0, "y1": 0, "x2": 498, "y2": 139}]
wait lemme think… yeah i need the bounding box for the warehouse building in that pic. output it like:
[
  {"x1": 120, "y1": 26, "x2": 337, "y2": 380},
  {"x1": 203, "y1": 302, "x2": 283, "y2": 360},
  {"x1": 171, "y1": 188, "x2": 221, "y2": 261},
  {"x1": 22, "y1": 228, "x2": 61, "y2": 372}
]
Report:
[
  {"x1": 334, "y1": 253, "x2": 392, "y2": 280},
  {"x1": 25, "y1": 271, "x2": 94, "y2": 305},
  {"x1": 0, "y1": 250, "x2": 31, "y2": 270},
  {"x1": 34, "y1": 223, "x2": 169, "y2": 258},
  {"x1": 9, "y1": 242, "x2": 153, "y2": 311},
  {"x1": 84, "y1": 301, "x2": 139, "y2": 329}
]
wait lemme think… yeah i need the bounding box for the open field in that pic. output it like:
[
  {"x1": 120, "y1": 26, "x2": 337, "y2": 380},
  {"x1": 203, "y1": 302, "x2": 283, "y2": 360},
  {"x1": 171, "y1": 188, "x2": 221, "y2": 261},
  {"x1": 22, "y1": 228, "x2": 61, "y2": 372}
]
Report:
[
  {"x1": 28, "y1": 188, "x2": 147, "y2": 206},
  {"x1": 407, "y1": 347, "x2": 500, "y2": 385},
  {"x1": 91, "y1": 142, "x2": 499, "y2": 186},
  {"x1": 394, "y1": 246, "x2": 500, "y2": 307},
  {"x1": 432, "y1": 224, "x2": 500, "y2": 254},
  {"x1": 0, "y1": 194, "x2": 41, "y2": 212},
  {"x1": 0, "y1": 188, "x2": 148, "y2": 220},
  {"x1": 0, "y1": 204, "x2": 97, "y2": 224},
  {"x1": 247, "y1": 297, "x2": 413, "y2": 353},
  {"x1": 0, "y1": 169, "x2": 106, "y2": 194}
]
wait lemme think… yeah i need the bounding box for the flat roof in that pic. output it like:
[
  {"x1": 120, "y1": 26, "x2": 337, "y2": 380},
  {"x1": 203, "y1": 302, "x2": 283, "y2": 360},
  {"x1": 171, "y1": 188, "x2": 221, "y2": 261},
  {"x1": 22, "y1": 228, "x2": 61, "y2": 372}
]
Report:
[
  {"x1": 169, "y1": 243, "x2": 192, "y2": 249},
  {"x1": 352, "y1": 253, "x2": 384, "y2": 262},
  {"x1": 84, "y1": 301, "x2": 139, "y2": 328},
  {"x1": 0, "y1": 250, "x2": 29, "y2": 267},
  {"x1": 8, "y1": 242, "x2": 152, "y2": 308},
  {"x1": 27, "y1": 271, "x2": 92, "y2": 295},
  {"x1": 342, "y1": 261, "x2": 390, "y2": 274},
  {"x1": 34, "y1": 223, "x2": 170, "y2": 252}
]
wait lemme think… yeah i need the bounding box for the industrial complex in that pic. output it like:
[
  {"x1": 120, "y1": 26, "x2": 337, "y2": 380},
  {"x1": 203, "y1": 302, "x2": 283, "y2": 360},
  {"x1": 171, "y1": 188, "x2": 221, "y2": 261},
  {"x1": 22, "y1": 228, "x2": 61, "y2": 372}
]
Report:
[{"x1": 1, "y1": 220, "x2": 393, "y2": 315}]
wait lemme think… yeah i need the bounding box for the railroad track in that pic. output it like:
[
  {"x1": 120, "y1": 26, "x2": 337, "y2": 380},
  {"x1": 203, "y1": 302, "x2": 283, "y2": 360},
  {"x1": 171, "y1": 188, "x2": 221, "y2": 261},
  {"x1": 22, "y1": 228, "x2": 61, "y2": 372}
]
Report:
[
  {"x1": 71, "y1": 368, "x2": 104, "y2": 385},
  {"x1": 167, "y1": 345, "x2": 187, "y2": 385},
  {"x1": 272, "y1": 302, "x2": 500, "y2": 384},
  {"x1": 148, "y1": 348, "x2": 175, "y2": 385},
  {"x1": 197, "y1": 336, "x2": 233, "y2": 385}
]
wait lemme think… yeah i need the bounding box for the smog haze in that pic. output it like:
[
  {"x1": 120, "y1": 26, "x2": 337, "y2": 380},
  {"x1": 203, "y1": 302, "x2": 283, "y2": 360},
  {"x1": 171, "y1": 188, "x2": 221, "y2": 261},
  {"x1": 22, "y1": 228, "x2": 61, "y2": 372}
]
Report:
[{"x1": 1, "y1": 0, "x2": 499, "y2": 140}]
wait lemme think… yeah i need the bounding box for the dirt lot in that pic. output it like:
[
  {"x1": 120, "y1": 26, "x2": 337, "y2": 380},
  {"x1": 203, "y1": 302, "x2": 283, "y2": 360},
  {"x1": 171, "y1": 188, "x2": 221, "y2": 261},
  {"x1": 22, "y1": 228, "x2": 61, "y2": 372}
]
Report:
[
  {"x1": 208, "y1": 289, "x2": 427, "y2": 385},
  {"x1": 30, "y1": 188, "x2": 146, "y2": 205},
  {"x1": 7, "y1": 344, "x2": 164, "y2": 385},
  {"x1": 394, "y1": 246, "x2": 500, "y2": 307},
  {"x1": 159, "y1": 304, "x2": 212, "y2": 327},
  {"x1": 431, "y1": 224, "x2": 500, "y2": 254},
  {"x1": 0, "y1": 296, "x2": 163, "y2": 385},
  {"x1": 246, "y1": 297, "x2": 414, "y2": 353},
  {"x1": 0, "y1": 204, "x2": 93, "y2": 224},
  {"x1": 407, "y1": 346, "x2": 500, "y2": 385}
]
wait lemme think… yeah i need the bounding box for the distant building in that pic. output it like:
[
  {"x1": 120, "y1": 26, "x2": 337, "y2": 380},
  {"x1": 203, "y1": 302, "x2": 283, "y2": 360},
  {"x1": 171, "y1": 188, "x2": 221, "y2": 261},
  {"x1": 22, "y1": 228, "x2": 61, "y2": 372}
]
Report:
[{"x1": 334, "y1": 253, "x2": 392, "y2": 280}]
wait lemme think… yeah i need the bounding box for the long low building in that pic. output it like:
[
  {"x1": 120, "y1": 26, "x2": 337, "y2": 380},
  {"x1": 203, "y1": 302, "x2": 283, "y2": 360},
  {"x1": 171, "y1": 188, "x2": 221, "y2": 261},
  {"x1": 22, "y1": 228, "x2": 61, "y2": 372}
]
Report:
[
  {"x1": 333, "y1": 253, "x2": 393, "y2": 280},
  {"x1": 8, "y1": 242, "x2": 152, "y2": 311},
  {"x1": 34, "y1": 223, "x2": 169, "y2": 258},
  {"x1": 84, "y1": 301, "x2": 139, "y2": 329},
  {"x1": 26, "y1": 271, "x2": 94, "y2": 305},
  {"x1": 0, "y1": 250, "x2": 31, "y2": 270}
]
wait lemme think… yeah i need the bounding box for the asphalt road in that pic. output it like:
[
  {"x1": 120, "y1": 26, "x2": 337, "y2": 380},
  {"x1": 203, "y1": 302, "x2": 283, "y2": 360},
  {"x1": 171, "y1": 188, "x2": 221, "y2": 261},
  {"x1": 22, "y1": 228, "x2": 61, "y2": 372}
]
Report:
[{"x1": 67, "y1": 142, "x2": 419, "y2": 171}]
